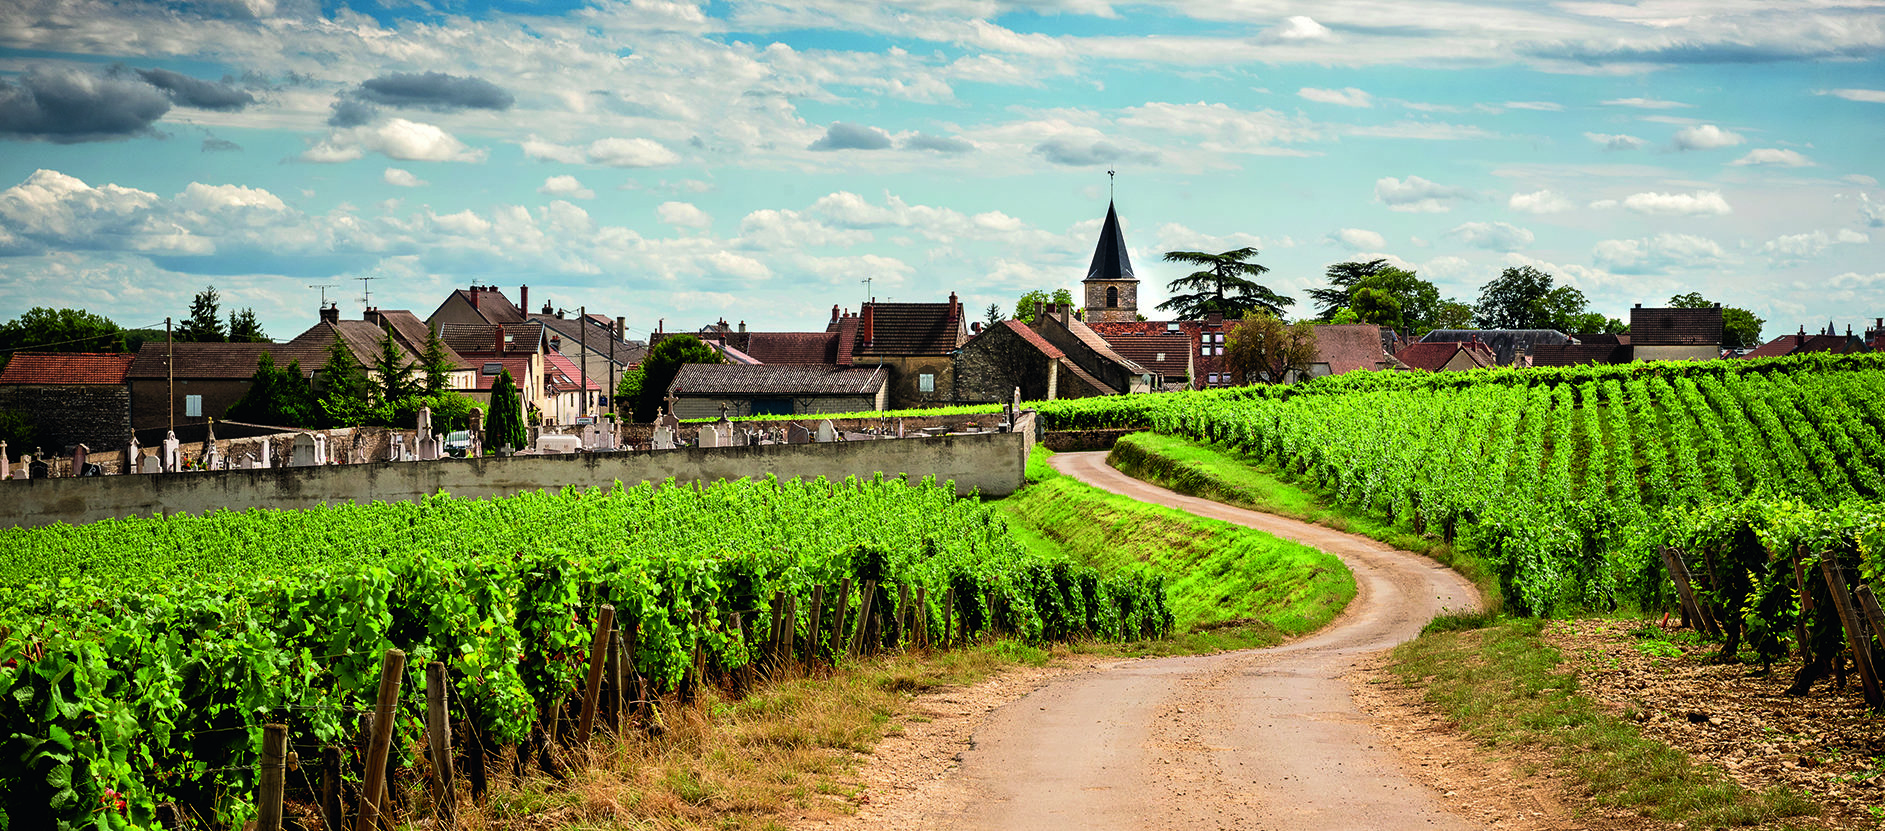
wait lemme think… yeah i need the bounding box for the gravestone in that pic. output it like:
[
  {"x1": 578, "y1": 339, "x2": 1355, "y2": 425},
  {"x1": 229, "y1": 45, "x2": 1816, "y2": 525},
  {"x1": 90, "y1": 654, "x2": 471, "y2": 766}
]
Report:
[
  {"x1": 72, "y1": 443, "x2": 88, "y2": 472},
  {"x1": 28, "y1": 456, "x2": 48, "y2": 479},
  {"x1": 697, "y1": 424, "x2": 722, "y2": 449},
  {"x1": 160, "y1": 431, "x2": 181, "y2": 472},
  {"x1": 468, "y1": 407, "x2": 485, "y2": 458},
  {"x1": 139, "y1": 452, "x2": 161, "y2": 474},
  {"x1": 416, "y1": 407, "x2": 440, "y2": 460},
  {"x1": 0, "y1": 441, "x2": 9, "y2": 479},
  {"x1": 786, "y1": 424, "x2": 811, "y2": 444},
  {"x1": 390, "y1": 434, "x2": 406, "y2": 462},
  {"x1": 896, "y1": 419, "x2": 905, "y2": 439},
  {"x1": 257, "y1": 437, "x2": 272, "y2": 469},
  {"x1": 814, "y1": 420, "x2": 837, "y2": 443},
  {"x1": 655, "y1": 405, "x2": 680, "y2": 433},
  {"x1": 651, "y1": 425, "x2": 675, "y2": 451},
  {"x1": 291, "y1": 433, "x2": 321, "y2": 467}
]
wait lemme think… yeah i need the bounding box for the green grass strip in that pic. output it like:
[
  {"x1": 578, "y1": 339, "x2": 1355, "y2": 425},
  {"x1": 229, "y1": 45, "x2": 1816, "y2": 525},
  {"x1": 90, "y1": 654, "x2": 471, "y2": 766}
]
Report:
[
  {"x1": 1107, "y1": 430, "x2": 1498, "y2": 600},
  {"x1": 1389, "y1": 615, "x2": 1816, "y2": 829},
  {"x1": 996, "y1": 445, "x2": 1354, "y2": 637}
]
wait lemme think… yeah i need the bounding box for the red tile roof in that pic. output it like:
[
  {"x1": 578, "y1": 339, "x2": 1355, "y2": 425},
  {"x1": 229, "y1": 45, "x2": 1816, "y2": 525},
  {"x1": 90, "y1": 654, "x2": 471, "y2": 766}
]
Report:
[
  {"x1": 0, "y1": 352, "x2": 136, "y2": 385},
  {"x1": 468, "y1": 355, "x2": 535, "y2": 391},
  {"x1": 543, "y1": 351, "x2": 601, "y2": 392},
  {"x1": 995, "y1": 319, "x2": 1064, "y2": 359},
  {"x1": 1096, "y1": 332, "x2": 1190, "y2": 378},
  {"x1": 743, "y1": 332, "x2": 841, "y2": 365},
  {"x1": 855, "y1": 302, "x2": 964, "y2": 356},
  {"x1": 1396, "y1": 342, "x2": 1464, "y2": 371},
  {"x1": 1742, "y1": 332, "x2": 1870, "y2": 359},
  {"x1": 1313, "y1": 324, "x2": 1397, "y2": 375}
]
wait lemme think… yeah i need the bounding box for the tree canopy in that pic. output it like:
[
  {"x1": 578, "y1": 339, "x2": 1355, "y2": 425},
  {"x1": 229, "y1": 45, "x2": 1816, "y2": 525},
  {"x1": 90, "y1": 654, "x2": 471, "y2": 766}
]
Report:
[
  {"x1": 227, "y1": 308, "x2": 268, "y2": 343},
  {"x1": 1157, "y1": 247, "x2": 1292, "y2": 320},
  {"x1": 1307, "y1": 259, "x2": 1456, "y2": 335},
  {"x1": 314, "y1": 338, "x2": 372, "y2": 427},
  {"x1": 1013, "y1": 288, "x2": 1075, "y2": 323},
  {"x1": 0, "y1": 308, "x2": 127, "y2": 369},
  {"x1": 419, "y1": 325, "x2": 457, "y2": 394},
  {"x1": 226, "y1": 353, "x2": 317, "y2": 427},
  {"x1": 618, "y1": 334, "x2": 724, "y2": 422},
  {"x1": 1473, "y1": 266, "x2": 1593, "y2": 331},
  {"x1": 1669, "y1": 292, "x2": 1764, "y2": 349},
  {"x1": 370, "y1": 331, "x2": 419, "y2": 404},
  {"x1": 1224, "y1": 311, "x2": 1318, "y2": 385},
  {"x1": 175, "y1": 286, "x2": 227, "y2": 343}
]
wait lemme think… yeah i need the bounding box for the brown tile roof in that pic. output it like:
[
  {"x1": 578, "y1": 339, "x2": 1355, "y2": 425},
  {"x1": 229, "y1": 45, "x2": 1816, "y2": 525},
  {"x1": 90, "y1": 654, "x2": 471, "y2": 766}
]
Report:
[
  {"x1": 1742, "y1": 332, "x2": 1870, "y2": 359},
  {"x1": 1531, "y1": 343, "x2": 1632, "y2": 367},
  {"x1": 1418, "y1": 329, "x2": 1571, "y2": 365},
  {"x1": 1098, "y1": 332, "x2": 1190, "y2": 378},
  {"x1": 126, "y1": 342, "x2": 328, "y2": 380},
  {"x1": 855, "y1": 302, "x2": 963, "y2": 356},
  {"x1": 288, "y1": 320, "x2": 421, "y2": 369},
  {"x1": 1060, "y1": 317, "x2": 1149, "y2": 375},
  {"x1": 371, "y1": 310, "x2": 471, "y2": 369},
  {"x1": 1395, "y1": 341, "x2": 1495, "y2": 371},
  {"x1": 441, "y1": 322, "x2": 544, "y2": 357},
  {"x1": 1313, "y1": 324, "x2": 1397, "y2": 375},
  {"x1": 0, "y1": 353, "x2": 136, "y2": 385},
  {"x1": 743, "y1": 332, "x2": 841, "y2": 365},
  {"x1": 1629, "y1": 307, "x2": 1722, "y2": 346},
  {"x1": 669, "y1": 363, "x2": 887, "y2": 396},
  {"x1": 443, "y1": 287, "x2": 526, "y2": 325},
  {"x1": 528, "y1": 313, "x2": 648, "y2": 366}
]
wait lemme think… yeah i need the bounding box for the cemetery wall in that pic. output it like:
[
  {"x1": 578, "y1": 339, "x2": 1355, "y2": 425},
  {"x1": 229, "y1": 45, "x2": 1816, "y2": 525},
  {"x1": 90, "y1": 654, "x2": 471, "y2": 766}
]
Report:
[{"x1": 0, "y1": 429, "x2": 1028, "y2": 529}]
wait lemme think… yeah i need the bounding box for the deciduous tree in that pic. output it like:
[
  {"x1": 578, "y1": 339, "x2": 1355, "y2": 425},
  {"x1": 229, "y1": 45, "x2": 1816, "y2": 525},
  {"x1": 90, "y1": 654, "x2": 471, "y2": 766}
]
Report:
[
  {"x1": 1224, "y1": 311, "x2": 1318, "y2": 385},
  {"x1": 1013, "y1": 288, "x2": 1075, "y2": 323},
  {"x1": 226, "y1": 352, "x2": 317, "y2": 427},
  {"x1": 621, "y1": 334, "x2": 723, "y2": 422}
]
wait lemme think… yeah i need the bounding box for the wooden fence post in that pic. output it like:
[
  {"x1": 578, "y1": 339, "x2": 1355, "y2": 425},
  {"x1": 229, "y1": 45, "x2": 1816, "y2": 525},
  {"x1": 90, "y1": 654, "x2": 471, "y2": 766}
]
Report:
[
  {"x1": 604, "y1": 625, "x2": 623, "y2": 732},
  {"x1": 768, "y1": 591, "x2": 786, "y2": 667},
  {"x1": 941, "y1": 588, "x2": 954, "y2": 648},
  {"x1": 320, "y1": 746, "x2": 344, "y2": 831},
  {"x1": 781, "y1": 594, "x2": 798, "y2": 670},
  {"x1": 1820, "y1": 556, "x2": 1884, "y2": 710},
  {"x1": 578, "y1": 605, "x2": 616, "y2": 744},
  {"x1": 805, "y1": 585, "x2": 825, "y2": 666},
  {"x1": 895, "y1": 585, "x2": 911, "y2": 648},
  {"x1": 1662, "y1": 546, "x2": 1721, "y2": 637},
  {"x1": 356, "y1": 648, "x2": 407, "y2": 831},
  {"x1": 1857, "y1": 584, "x2": 1885, "y2": 656},
  {"x1": 849, "y1": 580, "x2": 877, "y2": 657},
  {"x1": 257, "y1": 724, "x2": 288, "y2": 831},
  {"x1": 830, "y1": 578, "x2": 853, "y2": 661},
  {"x1": 733, "y1": 612, "x2": 754, "y2": 690},
  {"x1": 915, "y1": 586, "x2": 928, "y2": 648},
  {"x1": 425, "y1": 662, "x2": 456, "y2": 828}
]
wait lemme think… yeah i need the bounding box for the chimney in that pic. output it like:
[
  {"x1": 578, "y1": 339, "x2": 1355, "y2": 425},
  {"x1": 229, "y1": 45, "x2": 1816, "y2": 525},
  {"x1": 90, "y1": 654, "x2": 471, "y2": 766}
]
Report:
[
  {"x1": 949, "y1": 291, "x2": 959, "y2": 322},
  {"x1": 1059, "y1": 303, "x2": 1070, "y2": 326},
  {"x1": 469, "y1": 286, "x2": 479, "y2": 310},
  {"x1": 1034, "y1": 299, "x2": 1044, "y2": 323},
  {"x1": 738, "y1": 320, "x2": 747, "y2": 335},
  {"x1": 1206, "y1": 311, "x2": 1223, "y2": 326},
  {"x1": 495, "y1": 325, "x2": 505, "y2": 353},
  {"x1": 832, "y1": 304, "x2": 841, "y2": 324},
  {"x1": 548, "y1": 302, "x2": 558, "y2": 317},
  {"x1": 1634, "y1": 302, "x2": 1641, "y2": 308},
  {"x1": 520, "y1": 285, "x2": 529, "y2": 314},
  {"x1": 319, "y1": 304, "x2": 339, "y2": 324},
  {"x1": 861, "y1": 303, "x2": 875, "y2": 347},
  {"x1": 616, "y1": 316, "x2": 626, "y2": 340}
]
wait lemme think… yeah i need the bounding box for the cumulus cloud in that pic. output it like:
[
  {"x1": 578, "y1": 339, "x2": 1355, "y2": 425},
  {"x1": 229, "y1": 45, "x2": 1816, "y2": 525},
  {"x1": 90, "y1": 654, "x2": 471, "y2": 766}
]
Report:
[
  {"x1": 1673, "y1": 124, "x2": 1744, "y2": 150},
  {"x1": 1601, "y1": 97, "x2": 1690, "y2": 109},
  {"x1": 1760, "y1": 228, "x2": 1868, "y2": 261},
  {"x1": 1448, "y1": 221, "x2": 1534, "y2": 251},
  {"x1": 352, "y1": 72, "x2": 513, "y2": 112},
  {"x1": 1374, "y1": 175, "x2": 1470, "y2": 213},
  {"x1": 1033, "y1": 136, "x2": 1155, "y2": 166},
  {"x1": 0, "y1": 69, "x2": 170, "y2": 143},
  {"x1": 523, "y1": 136, "x2": 679, "y2": 167},
  {"x1": 1592, "y1": 233, "x2": 1728, "y2": 274},
  {"x1": 1863, "y1": 194, "x2": 1885, "y2": 228},
  {"x1": 302, "y1": 118, "x2": 486, "y2": 163},
  {"x1": 1326, "y1": 228, "x2": 1385, "y2": 249},
  {"x1": 809, "y1": 122, "x2": 893, "y2": 151},
  {"x1": 327, "y1": 98, "x2": 377, "y2": 128},
  {"x1": 1614, "y1": 190, "x2": 1734, "y2": 216},
  {"x1": 201, "y1": 137, "x2": 240, "y2": 152},
  {"x1": 383, "y1": 168, "x2": 426, "y2": 187},
  {"x1": 537, "y1": 175, "x2": 592, "y2": 199},
  {"x1": 132, "y1": 68, "x2": 254, "y2": 111},
  {"x1": 1730, "y1": 148, "x2": 1813, "y2": 167},
  {"x1": 903, "y1": 132, "x2": 973, "y2": 153},
  {"x1": 657, "y1": 201, "x2": 712, "y2": 229},
  {"x1": 1118, "y1": 102, "x2": 1318, "y2": 153},
  {"x1": 1298, "y1": 87, "x2": 1371, "y2": 107},
  {"x1": 1823, "y1": 88, "x2": 1885, "y2": 103},
  {"x1": 1261, "y1": 15, "x2": 1331, "y2": 42},
  {"x1": 1584, "y1": 132, "x2": 1646, "y2": 151},
  {"x1": 1508, "y1": 189, "x2": 1572, "y2": 214}
]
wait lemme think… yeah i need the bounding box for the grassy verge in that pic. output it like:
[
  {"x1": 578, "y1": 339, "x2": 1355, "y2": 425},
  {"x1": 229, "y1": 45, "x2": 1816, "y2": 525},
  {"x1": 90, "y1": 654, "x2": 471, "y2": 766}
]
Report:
[
  {"x1": 997, "y1": 445, "x2": 1355, "y2": 647},
  {"x1": 1107, "y1": 431, "x2": 1497, "y2": 601},
  {"x1": 1387, "y1": 615, "x2": 1817, "y2": 829}
]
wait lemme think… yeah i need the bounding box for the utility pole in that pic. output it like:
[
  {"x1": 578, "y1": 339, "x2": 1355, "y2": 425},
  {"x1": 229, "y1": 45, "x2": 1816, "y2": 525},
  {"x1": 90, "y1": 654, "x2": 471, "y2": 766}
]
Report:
[
  {"x1": 579, "y1": 305, "x2": 588, "y2": 418},
  {"x1": 165, "y1": 317, "x2": 174, "y2": 431}
]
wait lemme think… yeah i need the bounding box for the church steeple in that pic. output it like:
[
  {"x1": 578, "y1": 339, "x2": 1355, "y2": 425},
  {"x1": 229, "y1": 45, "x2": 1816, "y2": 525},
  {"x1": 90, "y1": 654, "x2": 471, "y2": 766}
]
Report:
[{"x1": 1083, "y1": 199, "x2": 1139, "y2": 323}]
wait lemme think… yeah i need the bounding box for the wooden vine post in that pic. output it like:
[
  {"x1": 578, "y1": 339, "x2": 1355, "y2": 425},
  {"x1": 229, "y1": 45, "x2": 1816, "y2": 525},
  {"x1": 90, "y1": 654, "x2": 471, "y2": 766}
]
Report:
[
  {"x1": 849, "y1": 580, "x2": 877, "y2": 657},
  {"x1": 1794, "y1": 546, "x2": 1811, "y2": 655},
  {"x1": 1662, "y1": 546, "x2": 1721, "y2": 637},
  {"x1": 319, "y1": 746, "x2": 344, "y2": 831},
  {"x1": 1857, "y1": 584, "x2": 1885, "y2": 657},
  {"x1": 1819, "y1": 556, "x2": 1884, "y2": 710},
  {"x1": 915, "y1": 586, "x2": 928, "y2": 648},
  {"x1": 896, "y1": 585, "x2": 911, "y2": 648},
  {"x1": 577, "y1": 605, "x2": 615, "y2": 744},
  {"x1": 805, "y1": 584, "x2": 825, "y2": 665},
  {"x1": 941, "y1": 588, "x2": 954, "y2": 648},
  {"x1": 604, "y1": 624, "x2": 623, "y2": 732},
  {"x1": 424, "y1": 662, "x2": 456, "y2": 828},
  {"x1": 356, "y1": 648, "x2": 407, "y2": 831},
  {"x1": 257, "y1": 723, "x2": 288, "y2": 831},
  {"x1": 624, "y1": 618, "x2": 644, "y2": 719},
  {"x1": 829, "y1": 578, "x2": 853, "y2": 660},
  {"x1": 781, "y1": 594, "x2": 798, "y2": 669},
  {"x1": 768, "y1": 591, "x2": 786, "y2": 668}
]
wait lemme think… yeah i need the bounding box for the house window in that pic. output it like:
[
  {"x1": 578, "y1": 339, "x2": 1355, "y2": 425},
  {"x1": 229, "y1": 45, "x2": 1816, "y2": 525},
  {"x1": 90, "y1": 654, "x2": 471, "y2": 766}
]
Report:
[
  {"x1": 1106, "y1": 286, "x2": 1118, "y2": 308},
  {"x1": 918, "y1": 373, "x2": 935, "y2": 393},
  {"x1": 185, "y1": 395, "x2": 202, "y2": 417},
  {"x1": 1166, "y1": 322, "x2": 1181, "y2": 333},
  {"x1": 482, "y1": 362, "x2": 502, "y2": 375},
  {"x1": 1155, "y1": 352, "x2": 1165, "y2": 362},
  {"x1": 1207, "y1": 373, "x2": 1219, "y2": 385}
]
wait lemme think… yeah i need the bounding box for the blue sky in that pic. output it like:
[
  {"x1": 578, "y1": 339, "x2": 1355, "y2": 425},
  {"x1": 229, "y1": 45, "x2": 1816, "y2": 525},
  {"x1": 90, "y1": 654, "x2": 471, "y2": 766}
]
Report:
[{"x1": 1, "y1": 0, "x2": 1881, "y2": 343}]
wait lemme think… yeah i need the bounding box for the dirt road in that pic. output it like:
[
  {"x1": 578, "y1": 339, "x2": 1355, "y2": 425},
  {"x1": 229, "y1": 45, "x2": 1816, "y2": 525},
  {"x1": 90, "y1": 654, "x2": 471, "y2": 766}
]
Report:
[{"x1": 819, "y1": 451, "x2": 1484, "y2": 830}]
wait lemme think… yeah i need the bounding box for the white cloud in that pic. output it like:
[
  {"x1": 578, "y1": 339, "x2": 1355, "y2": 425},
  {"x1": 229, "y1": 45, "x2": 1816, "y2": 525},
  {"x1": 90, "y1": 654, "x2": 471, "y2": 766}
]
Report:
[
  {"x1": 1326, "y1": 227, "x2": 1385, "y2": 249},
  {"x1": 1502, "y1": 101, "x2": 1562, "y2": 111},
  {"x1": 302, "y1": 119, "x2": 486, "y2": 163},
  {"x1": 1118, "y1": 102, "x2": 1319, "y2": 154},
  {"x1": 1584, "y1": 132, "x2": 1646, "y2": 151},
  {"x1": 1374, "y1": 175, "x2": 1470, "y2": 213},
  {"x1": 1730, "y1": 148, "x2": 1813, "y2": 167},
  {"x1": 1298, "y1": 87, "x2": 1372, "y2": 107},
  {"x1": 1823, "y1": 88, "x2": 1885, "y2": 104},
  {"x1": 521, "y1": 136, "x2": 680, "y2": 168},
  {"x1": 1759, "y1": 228, "x2": 1869, "y2": 261},
  {"x1": 1672, "y1": 124, "x2": 1745, "y2": 151},
  {"x1": 1448, "y1": 221, "x2": 1534, "y2": 251},
  {"x1": 1613, "y1": 190, "x2": 1734, "y2": 216},
  {"x1": 1262, "y1": 15, "x2": 1331, "y2": 42},
  {"x1": 1592, "y1": 233, "x2": 1728, "y2": 274},
  {"x1": 538, "y1": 175, "x2": 595, "y2": 199},
  {"x1": 1602, "y1": 97, "x2": 1691, "y2": 109},
  {"x1": 1830, "y1": 271, "x2": 1885, "y2": 289},
  {"x1": 383, "y1": 168, "x2": 426, "y2": 187},
  {"x1": 657, "y1": 201, "x2": 712, "y2": 229},
  {"x1": 1508, "y1": 189, "x2": 1573, "y2": 214},
  {"x1": 1863, "y1": 194, "x2": 1885, "y2": 228}
]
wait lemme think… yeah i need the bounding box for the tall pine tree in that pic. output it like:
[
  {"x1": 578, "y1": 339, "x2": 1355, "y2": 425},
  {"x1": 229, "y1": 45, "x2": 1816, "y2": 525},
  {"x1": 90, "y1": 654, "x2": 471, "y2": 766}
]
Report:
[
  {"x1": 485, "y1": 369, "x2": 528, "y2": 451},
  {"x1": 371, "y1": 331, "x2": 418, "y2": 403},
  {"x1": 419, "y1": 325, "x2": 456, "y2": 394},
  {"x1": 175, "y1": 286, "x2": 227, "y2": 342},
  {"x1": 315, "y1": 338, "x2": 372, "y2": 427}
]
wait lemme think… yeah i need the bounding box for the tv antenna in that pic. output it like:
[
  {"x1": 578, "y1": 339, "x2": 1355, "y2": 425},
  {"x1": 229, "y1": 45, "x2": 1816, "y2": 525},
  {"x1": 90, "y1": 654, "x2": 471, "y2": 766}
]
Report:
[
  {"x1": 356, "y1": 275, "x2": 378, "y2": 310},
  {"x1": 308, "y1": 283, "x2": 337, "y2": 308},
  {"x1": 860, "y1": 277, "x2": 874, "y2": 304}
]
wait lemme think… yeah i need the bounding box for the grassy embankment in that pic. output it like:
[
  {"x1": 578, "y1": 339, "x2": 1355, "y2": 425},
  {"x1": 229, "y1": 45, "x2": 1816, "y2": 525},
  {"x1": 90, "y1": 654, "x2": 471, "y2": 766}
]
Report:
[
  {"x1": 1106, "y1": 432, "x2": 1819, "y2": 828},
  {"x1": 1106, "y1": 430, "x2": 1496, "y2": 601},
  {"x1": 994, "y1": 445, "x2": 1356, "y2": 654}
]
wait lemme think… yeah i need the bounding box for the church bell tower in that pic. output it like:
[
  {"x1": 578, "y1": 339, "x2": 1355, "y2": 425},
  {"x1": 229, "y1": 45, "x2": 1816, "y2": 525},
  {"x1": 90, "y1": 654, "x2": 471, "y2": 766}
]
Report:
[{"x1": 1083, "y1": 198, "x2": 1138, "y2": 324}]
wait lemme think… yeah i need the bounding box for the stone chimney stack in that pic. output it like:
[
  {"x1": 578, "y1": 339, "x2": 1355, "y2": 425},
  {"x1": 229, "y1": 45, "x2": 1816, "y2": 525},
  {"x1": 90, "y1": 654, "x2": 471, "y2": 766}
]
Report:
[
  {"x1": 469, "y1": 286, "x2": 479, "y2": 310},
  {"x1": 495, "y1": 325, "x2": 505, "y2": 353},
  {"x1": 861, "y1": 303, "x2": 875, "y2": 347},
  {"x1": 616, "y1": 316, "x2": 626, "y2": 340},
  {"x1": 831, "y1": 304, "x2": 841, "y2": 324},
  {"x1": 520, "y1": 285, "x2": 529, "y2": 314},
  {"x1": 320, "y1": 304, "x2": 339, "y2": 324}
]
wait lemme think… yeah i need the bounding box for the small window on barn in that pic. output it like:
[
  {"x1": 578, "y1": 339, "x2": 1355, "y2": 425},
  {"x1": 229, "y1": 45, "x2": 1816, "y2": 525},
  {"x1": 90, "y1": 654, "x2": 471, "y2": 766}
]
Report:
[
  {"x1": 1166, "y1": 322, "x2": 1181, "y2": 333},
  {"x1": 1106, "y1": 286, "x2": 1118, "y2": 308},
  {"x1": 1155, "y1": 352, "x2": 1165, "y2": 362},
  {"x1": 919, "y1": 373, "x2": 935, "y2": 393},
  {"x1": 482, "y1": 362, "x2": 502, "y2": 375},
  {"x1": 185, "y1": 395, "x2": 203, "y2": 417}
]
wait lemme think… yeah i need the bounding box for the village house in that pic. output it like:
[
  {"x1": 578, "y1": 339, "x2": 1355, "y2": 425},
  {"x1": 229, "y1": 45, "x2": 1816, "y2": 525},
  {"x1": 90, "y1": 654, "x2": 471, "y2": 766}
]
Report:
[
  {"x1": 441, "y1": 322, "x2": 550, "y2": 419},
  {"x1": 666, "y1": 364, "x2": 887, "y2": 418},
  {"x1": 126, "y1": 341, "x2": 327, "y2": 434},
  {"x1": 952, "y1": 319, "x2": 1120, "y2": 402},
  {"x1": 1418, "y1": 329, "x2": 1572, "y2": 366},
  {"x1": 1629, "y1": 304, "x2": 1722, "y2": 362},
  {"x1": 1742, "y1": 324, "x2": 1875, "y2": 358},
  {"x1": 427, "y1": 284, "x2": 530, "y2": 328},
  {"x1": 527, "y1": 307, "x2": 647, "y2": 405},
  {"x1": 1028, "y1": 302, "x2": 1155, "y2": 394},
  {"x1": 838, "y1": 294, "x2": 969, "y2": 409},
  {"x1": 0, "y1": 353, "x2": 136, "y2": 453},
  {"x1": 1395, "y1": 339, "x2": 1499, "y2": 372}
]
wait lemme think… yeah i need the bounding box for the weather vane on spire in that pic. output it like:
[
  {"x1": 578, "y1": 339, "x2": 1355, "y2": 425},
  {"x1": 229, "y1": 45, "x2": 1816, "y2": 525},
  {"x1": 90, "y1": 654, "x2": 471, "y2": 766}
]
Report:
[{"x1": 1107, "y1": 169, "x2": 1115, "y2": 200}]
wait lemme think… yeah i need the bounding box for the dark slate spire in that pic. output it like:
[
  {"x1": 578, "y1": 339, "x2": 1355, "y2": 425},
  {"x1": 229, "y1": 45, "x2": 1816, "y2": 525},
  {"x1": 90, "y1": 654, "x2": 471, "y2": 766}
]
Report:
[{"x1": 1084, "y1": 201, "x2": 1134, "y2": 284}]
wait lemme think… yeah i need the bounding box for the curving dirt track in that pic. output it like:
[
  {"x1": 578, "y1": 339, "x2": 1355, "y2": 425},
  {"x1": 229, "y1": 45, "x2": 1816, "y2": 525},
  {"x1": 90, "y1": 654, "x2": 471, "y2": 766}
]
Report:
[{"x1": 819, "y1": 451, "x2": 1485, "y2": 830}]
